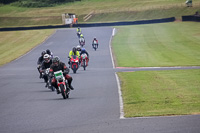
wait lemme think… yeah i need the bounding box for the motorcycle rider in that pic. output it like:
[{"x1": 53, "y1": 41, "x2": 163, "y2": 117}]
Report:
[
  {"x1": 80, "y1": 48, "x2": 89, "y2": 66},
  {"x1": 77, "y1": 27, "x2": 81, "y2": 38},
  {"x1": 79, "y1": 34, "x2": 85, "y2": 45},
  {"x1": 49, "y1": 56, "x2": 74, "y2": 94},
  {"x1": 37, "y1": 51, "x2": 46, "y2": 78},
  {"x1": 76, "y1": 45, "x2": 82, "y2": 53},
  {"x1": 40, "y1": 54, "x2": 52, "y2": 87},
  {"x1": 46, "y1": 49, "x2": 53, "y2": 59},
  {"x1": 68, "y1": 47, "x2": 80, "y2": 66},
  {"x1": 77, "y1": 27, "x2": 81, "y2": 33},
  {"x1": 92, "y1": 37, "x2": 98, "y2": 48}
]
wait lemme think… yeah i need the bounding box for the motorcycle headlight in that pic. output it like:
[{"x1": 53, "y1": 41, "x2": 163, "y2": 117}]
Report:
[
  {"x1": 75, "y1": 60, "x2": 79, "y2": 62},
  {"x1": 58, "y1": 78, "x2": 63, "y2": 82}
]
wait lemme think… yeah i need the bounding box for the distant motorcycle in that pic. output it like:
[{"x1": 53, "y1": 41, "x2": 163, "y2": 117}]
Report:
[
  {"x1": 81, "y1": 53, "x2": 88, "y2": 70},
  {"x1": 92, "y1": 41, "x2": 98, "y2": 51},
  {"x1": 70, "y1": 55, "x2": 79, "y2": 73},
  {"x1": 79, "y1": 38, "x2": 85, "y2": 47},
  {"x1": 54, "y1": 70, "x2": 70, "y2": 99},
  {"x1": 77, "y1": 32, "x2": 81, "y2": 38}
]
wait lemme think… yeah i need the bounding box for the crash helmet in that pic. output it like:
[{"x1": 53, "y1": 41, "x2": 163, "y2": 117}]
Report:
[
  {"x1": 43, "y1": 54, "x2": 50, "y2": 63},
  {"x1": 94, "y1": 37, "x2": 97, "y2": 40},
  {"x1": 76, "y1": 45, "x2": 81, "y2": 51},
  {"x1": 41, "y1": 51, "x2": 46, "y2": 56},
  {"x1": 72, "y1": 47, "x2": 77, "y2": 54},
  {"x1": 46, "y1": 49, "x2": 51, "y2": 55},
  {"x1": 52, "y1": 56, "x2": 60, "y2": 66},
  {"x1": 80, "y1": 34, "x2": 83, "y2": 38}
]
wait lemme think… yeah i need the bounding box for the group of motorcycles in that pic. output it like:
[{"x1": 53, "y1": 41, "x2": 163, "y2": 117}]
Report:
[
  {"x1": 37, "y1": 29, "x2": 98, "y2": 99},
  {"x1": 77, "y1": 31, "x2": 98, "y2": 51},
  {"x1": 70, "y1": 30, "x2": 94, "y2": 73}
]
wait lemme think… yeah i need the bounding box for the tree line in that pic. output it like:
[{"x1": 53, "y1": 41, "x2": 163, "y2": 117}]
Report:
[{"x1": 0, "y1": 0, "x2": 81, "y2": 7}]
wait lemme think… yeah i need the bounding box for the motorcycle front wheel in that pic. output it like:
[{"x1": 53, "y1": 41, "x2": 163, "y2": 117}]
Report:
[
  {"x1": 60, "y1": 84, "x2": 67, "y2": 99},
  {"x1": 83, "y1": 60, "x2": 86, "y2": 70}
]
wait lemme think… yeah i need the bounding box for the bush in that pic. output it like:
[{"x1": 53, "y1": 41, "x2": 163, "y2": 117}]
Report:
[{"x1": 10, "y1": 0, "x2": 82, "y2": 7}]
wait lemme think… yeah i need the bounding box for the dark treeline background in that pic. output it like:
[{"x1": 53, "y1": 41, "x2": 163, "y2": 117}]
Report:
[{"x1": 0, "y1": 0, "x2": 81, "y2": 7}]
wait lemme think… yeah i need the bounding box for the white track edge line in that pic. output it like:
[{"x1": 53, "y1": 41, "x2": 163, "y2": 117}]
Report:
[
  {"x1": 115, "y1": 73, "x2": 125, "y2": 119},
  {"x1": 109, "y1": 28, "x2": 125, "y2": 119}
]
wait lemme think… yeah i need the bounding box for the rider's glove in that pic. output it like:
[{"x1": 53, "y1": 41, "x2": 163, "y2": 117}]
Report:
[{"x1": 64, "y1": 69, "x2": 69, "y2": 74}]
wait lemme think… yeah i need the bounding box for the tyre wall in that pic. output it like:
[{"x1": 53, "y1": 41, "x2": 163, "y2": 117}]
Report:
[{"x1": 0, "y1": 17, "x2": 175, "y2": 31}]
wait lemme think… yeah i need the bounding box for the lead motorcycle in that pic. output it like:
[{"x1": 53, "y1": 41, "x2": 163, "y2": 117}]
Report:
[
  {"x1": 54, "y1": 70, "x2": 70, "y2": 99},
  {"x1": 69, "y1": 55, "x2": 79, "y2": 73}
]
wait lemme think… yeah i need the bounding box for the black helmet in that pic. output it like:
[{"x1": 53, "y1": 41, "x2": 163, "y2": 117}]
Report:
[
  {"x1": 72, "y1": 47, "x2": 77, "y2": 53},
  {"x1": 94, "y1": 37, "x2": 96, "y2": 40},
  {"x1": 52, "y1": 56, "x2": 60, "y2": 66},
  {"x1": 41, "y1": 51, "x2": 46, "y2": 56},
  {"x1": 46, "y1": 49, "x2": 51, "y2": 55}
]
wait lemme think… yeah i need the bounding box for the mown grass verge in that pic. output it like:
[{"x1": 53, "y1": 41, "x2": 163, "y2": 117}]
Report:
[
  {"x1": 112, "y1": 22, "x2": 200, "y2": 117},
  {"x1": 0, "y1": 0, "x2": 200, "y2": 27},
  {"x1": 112, "y1": 22, "x2": 200, "y2": 67},
  {"x1": 118, "y1": 69, "x2": 200, "y2": 117},
  {"x1": 0, "y1": 29, "x2": 54, "y2": 66}
]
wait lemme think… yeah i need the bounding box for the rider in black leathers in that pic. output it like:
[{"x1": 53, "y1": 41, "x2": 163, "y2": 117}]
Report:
[
  {"x1": 49, "y1": 56, "x2": 74, "y2": 94},
  {"x1": 37, "y1": 51, "x2": 46, "y2": 78},
  {"x1": 40, "y1": 54, "x2": 52, "y2": 87}
]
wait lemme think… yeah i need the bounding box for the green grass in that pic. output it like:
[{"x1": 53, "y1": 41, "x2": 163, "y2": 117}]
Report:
[
  {"x1": 0, "y1": 30, "x2": 54, "y2": 66},
  {"x1": 0, "y1": 0, "x2": 200, "y2": 27},
  {"x1": 118, "y1": 69, "x2": 200, "y2": 117},
  {"x1": 112, "y1": 22, "x2": 200, "y2": 67}
]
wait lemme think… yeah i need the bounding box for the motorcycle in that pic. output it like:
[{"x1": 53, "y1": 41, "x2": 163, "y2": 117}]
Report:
[
  {"x1": 42, "y1": 68, "x2": 55, "y2": 91},
  {"x1": 79, "y1": 38, "x2": 85, "y2": 47},
  {"x1": 81, "y1": 53, "x2": 88, "y2": 70},
  {"x1": 77, "y1": 32, "x2": 81, "y2": 38},
  {"x1": 54, "y1": 70, "x2": 70, "y2": 99},
  {"x1": 92, "y1": 41, "x2": 98, "y2": 51},
  {"x1": 70, "y1": 55, "x2": 79, "y2": 73}
]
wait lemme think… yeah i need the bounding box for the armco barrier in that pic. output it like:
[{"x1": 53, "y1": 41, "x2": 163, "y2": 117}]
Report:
[
  {"x1": 182, "y1": 15, "x2": 200, "y2": 22},
  {"x1": 0, "y1": 17, "x2": 175, "y2": 31}
]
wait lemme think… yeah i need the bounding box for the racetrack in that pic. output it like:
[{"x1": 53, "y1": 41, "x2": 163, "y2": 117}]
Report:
[{"x1": 0, "y1": 27, "x2": 199, "y2": 133}]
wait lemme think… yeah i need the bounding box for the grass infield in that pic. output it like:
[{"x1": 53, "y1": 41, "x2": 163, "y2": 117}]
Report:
[
  {"x1": 118, "y1": 69, "x2": 200, "y2": 117},
  {"x1": 0, "y1": 29, "x2": 54, "y2": 66},
  {"x1": 113, "y1": 22, "x2": 200, "y2": 117}
]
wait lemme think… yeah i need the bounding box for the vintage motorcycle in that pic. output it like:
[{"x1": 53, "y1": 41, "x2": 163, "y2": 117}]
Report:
[
  {"x1": 92, "y1": 41, "x2": 98, "y2": 51},
  {"x1": 42, "y1": 68, "x2": 55, "y2": 91},
  {"x1": 79, "y1": 38, "x2": 85, "y2": 47},
  {"x1": 70, "y1": 55, "x2": 79, "y2": 73},
  {"x1": 77, "y1": 31, "x2": 81, "y2": 38},
  {"x1": 54, "y1": 70, "x2": 70, "y2": 99},
  {"x1": 81, "y1": 53, "x2": 88, "y2": 70}
]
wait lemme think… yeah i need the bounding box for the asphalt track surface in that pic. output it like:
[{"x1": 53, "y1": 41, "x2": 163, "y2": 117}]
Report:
[{"x1": 0, "y1": 27, "x2": 199, "y2": 133}]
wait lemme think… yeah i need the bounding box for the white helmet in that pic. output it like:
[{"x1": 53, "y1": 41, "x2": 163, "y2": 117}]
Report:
[
  {"x1": 43, "y1": 54, "x2": 50, "y2": 63},
  {"x1": 76, "y1": 45, "x2": 81, "y2": 51}
]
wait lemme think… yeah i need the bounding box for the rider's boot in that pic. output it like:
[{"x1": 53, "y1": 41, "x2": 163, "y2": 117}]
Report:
[
  {"x1": 56, "y1": 88, "x2": 60, "y2": 94},
  {"x1": 69, "y1": 85, "x2": 74, "y2": 90}
]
